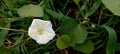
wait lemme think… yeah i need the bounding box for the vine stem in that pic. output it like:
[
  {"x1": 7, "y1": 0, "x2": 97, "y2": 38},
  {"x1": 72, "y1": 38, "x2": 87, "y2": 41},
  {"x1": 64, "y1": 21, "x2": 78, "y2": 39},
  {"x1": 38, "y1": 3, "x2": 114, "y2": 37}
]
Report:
[
  {"x1": 64, "y1": 49, "x2": 68, "y2": 54},
  {"x1": 0, "y1": 27, "x2": 28, "y2": 32}
]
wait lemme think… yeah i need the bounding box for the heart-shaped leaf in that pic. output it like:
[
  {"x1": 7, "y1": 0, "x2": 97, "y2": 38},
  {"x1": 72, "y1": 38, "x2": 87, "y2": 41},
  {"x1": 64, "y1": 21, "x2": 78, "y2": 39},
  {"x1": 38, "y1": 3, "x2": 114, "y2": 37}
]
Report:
[
  {"x1": 73, "y1": 40, "x2": 94, "y2": 53},
  {"x1": 18, "y1": 4, "x2": 44, "y2": 17},
  {"x1": 59, "y1": 20, "x2": 88, "y2": 46},
  {"x1": 70, "y1": 25, "x2": 88, "y2": 46},
  {"x1": 56, "y1": 35, "x2": 70, "y2": 49},
  {"x1": 102, "y1": 0, "x2": 120, "y2": 16}
]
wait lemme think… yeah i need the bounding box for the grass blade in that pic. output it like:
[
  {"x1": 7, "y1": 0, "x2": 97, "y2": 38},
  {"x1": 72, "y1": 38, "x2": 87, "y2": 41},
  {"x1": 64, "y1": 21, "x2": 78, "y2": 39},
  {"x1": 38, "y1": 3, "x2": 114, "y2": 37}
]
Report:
[
  {"x1": 85, "y1": 1, "x2": 101, "y2": 18},
  {"x1": 0, "y1": 23, "x2": 11, "y2": 46},
  {"x1": 44, "y1": 8, "x2": 72, "y2": 21},
  {"x1": 102, "y1": 25, "x2": 117, "y2": 54}
]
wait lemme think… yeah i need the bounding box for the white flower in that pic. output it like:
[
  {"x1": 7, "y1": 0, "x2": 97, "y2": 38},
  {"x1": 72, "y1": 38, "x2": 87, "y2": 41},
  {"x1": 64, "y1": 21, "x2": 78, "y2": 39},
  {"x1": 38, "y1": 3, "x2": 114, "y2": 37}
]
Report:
[{"x1": 28, "y1": 19, "x2": 55, "y2": 44}]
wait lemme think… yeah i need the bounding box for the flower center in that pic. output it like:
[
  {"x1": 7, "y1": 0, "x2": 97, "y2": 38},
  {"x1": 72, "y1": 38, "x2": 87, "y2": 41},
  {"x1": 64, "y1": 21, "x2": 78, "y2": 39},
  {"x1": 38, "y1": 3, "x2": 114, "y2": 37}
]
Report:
[
  {"x1": 38, "y1": 29, "x2": 43, "y2": 35},
  {"x1": 34, "y1": 20, "x2": 49, "y2": 35}
]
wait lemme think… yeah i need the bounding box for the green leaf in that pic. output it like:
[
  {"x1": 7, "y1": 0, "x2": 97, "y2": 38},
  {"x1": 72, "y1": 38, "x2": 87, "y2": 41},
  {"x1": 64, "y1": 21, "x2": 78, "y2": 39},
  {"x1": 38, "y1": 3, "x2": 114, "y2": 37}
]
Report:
[
  {"x1": 44, "y1": 8, "x2": 71, "y2": 21},
  {"x1": 102, "y1": 0, "x2": 120, "y2": 16},
  {"x1": 13, "y1": 33, "x2": 24, "y2": 46},
  {"x1": 21, "y1": 43, "x2": 28, "y2": 54},
  {"x1": 0, "y1": 46, "x2": 11, "y2": 54},
  {"x1": 8, "y1": 30, "x2": 24, "y2": 54},
  {"x1": 102, "y1": 26, "x2": 117, "y2": 54},
  {"x1": 114, "y1": 43, "x2": 120, "y2": 51},
  {"x1": 43, "y1": 0, "x2": 51, "y2": 9},
  {"x1": 73, "y1": 40, "x2": 94, "y2": 53},
  {"x1": 56, "y1": 35, "x2": 71, "y2": 49},
  {"x1": 18, "y1": 4, "x2": 44, "y2": 17},
  {"x1": 0, "y1": 11, "x2": 10, "y2": 18},
  {"x1": 59, "y1": 20, "x2": 77, "y2": 46},
  {"x1": 85, "y1": 1, "x2": 101, "y2": 18},
  {"x1": 18, "y1": 0, "x2": 29, "y2": 4},
  {"x1": 0, "y1": 23, "x2": 11, "y2": 46},
  {"x1": 70, "y1": 25, "x2": 88, "y2": 46},
  {"x1": 59, "y1": 20, "x2": 88, "y2": 46},
  {"x1": 0, "y1": 21, "x2": 5, "y2": 27},
  {"x1": 59, "y1": 20, "x2": 78, "y2": 34},
  {"x1": 3, "y1": 0, "x2": 14, "y2": 10},
  {"x1": 73, "y1": 0, "x2": 80, "y2": 5},
  {"x1": 11, "y1": 46, "x2": 20, "y2": 54}
]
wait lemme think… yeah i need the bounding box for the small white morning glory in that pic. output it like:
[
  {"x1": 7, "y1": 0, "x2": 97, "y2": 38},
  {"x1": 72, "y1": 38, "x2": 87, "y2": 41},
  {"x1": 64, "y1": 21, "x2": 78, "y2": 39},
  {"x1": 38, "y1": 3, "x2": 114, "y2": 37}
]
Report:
[{"x1": 28, "y1": 19, "x2": 55, "y2": 44}]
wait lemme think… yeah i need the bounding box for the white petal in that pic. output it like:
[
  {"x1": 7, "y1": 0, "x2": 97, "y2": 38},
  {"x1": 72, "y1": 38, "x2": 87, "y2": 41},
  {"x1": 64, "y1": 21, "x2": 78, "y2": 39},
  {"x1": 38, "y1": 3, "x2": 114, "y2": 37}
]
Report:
[{"x1": 28, "y1": 19, "x2": 55, "y2": 44}]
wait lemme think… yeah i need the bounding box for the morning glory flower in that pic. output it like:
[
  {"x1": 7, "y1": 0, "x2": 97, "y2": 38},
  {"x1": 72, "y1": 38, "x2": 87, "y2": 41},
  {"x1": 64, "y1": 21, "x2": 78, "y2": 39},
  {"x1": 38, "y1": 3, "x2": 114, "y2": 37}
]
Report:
[{"x1": 28, "y1": 19, "x2": 55, "y2": 44}]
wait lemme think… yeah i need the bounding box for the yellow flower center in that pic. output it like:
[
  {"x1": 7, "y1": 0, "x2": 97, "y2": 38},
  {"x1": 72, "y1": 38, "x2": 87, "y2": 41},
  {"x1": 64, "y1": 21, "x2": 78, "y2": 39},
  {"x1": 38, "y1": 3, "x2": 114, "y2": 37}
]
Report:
[{"x1": 38, "y1": 30, "x2": 42, "y2": 35}]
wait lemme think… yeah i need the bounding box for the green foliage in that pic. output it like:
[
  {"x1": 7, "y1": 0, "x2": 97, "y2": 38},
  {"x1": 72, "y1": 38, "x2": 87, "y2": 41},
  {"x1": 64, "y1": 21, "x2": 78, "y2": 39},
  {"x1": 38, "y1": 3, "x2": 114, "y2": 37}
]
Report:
[
  {"x1": 73, "y1": 0, "x2": 80, "y2": 5},
  {"x1": 3, "y1": 0, "x2": 14, "y2": 10},
  {"x1": 0, "y1": 11, "x2": 10, "y2": 18},
  {"x1": 18, "y1": 4, "x2": 44, "y2": 17},
  {"x1": 85, "y1": 1, "x2": 101, "y2": 18},
  {"x1": 71, "y1": 25, "x2": 88, "y2": 44},
  {"x1": 0, "y1": 46, "x2": 11, "y2": 54},
  {"x1": 56, "y1": 35, "x2": 70, "y2": 49},
  {"x1": 59, "y1": 20, "x2": 78, "y2": 35},
  {"x1": 0, "y1": 0, "x2": 120, "y2": 54},
  {"x1": 102, "y1": 25, "x2": 120, "y2": 54},
  {"x1": 73, "y1": 40, "x2": 94, "y2": 53},
  {"x1": 59, "y1": 20, "x2": 88, "y2": 46},
  {"x1": 102, "y1": 0, "x2": 120, "y2": 16},
  {"x1": 44, "y1": 8, "x2": 71, "y2": 21},
  {"x1": 0, "y1": 23, "x2": 11, "y2": 46}
]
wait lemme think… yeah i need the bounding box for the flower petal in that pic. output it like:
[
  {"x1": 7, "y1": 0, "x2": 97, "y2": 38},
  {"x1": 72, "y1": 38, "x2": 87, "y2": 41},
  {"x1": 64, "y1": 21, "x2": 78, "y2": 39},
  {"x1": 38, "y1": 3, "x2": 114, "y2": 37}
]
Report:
[{"x1": 28, "y1": 19, "x2": 55, "y2": 44}]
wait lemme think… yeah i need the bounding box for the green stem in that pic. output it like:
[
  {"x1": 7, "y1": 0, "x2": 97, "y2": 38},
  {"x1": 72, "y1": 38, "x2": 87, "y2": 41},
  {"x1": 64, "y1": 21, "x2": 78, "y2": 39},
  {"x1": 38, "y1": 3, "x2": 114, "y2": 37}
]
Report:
[{"x1": 0, "y1": 27, "x2": 27, "y2": 32}]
